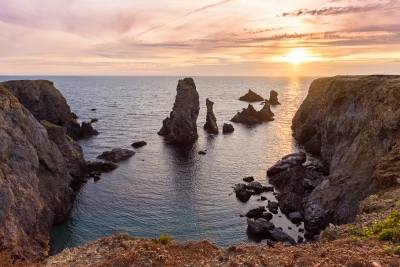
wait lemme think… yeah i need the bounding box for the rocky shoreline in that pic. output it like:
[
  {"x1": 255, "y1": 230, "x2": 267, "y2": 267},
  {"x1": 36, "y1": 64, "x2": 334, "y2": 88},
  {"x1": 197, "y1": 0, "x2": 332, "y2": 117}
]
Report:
[{"x1": 1, "y1": 75, "x2": 399, "y2": 265}]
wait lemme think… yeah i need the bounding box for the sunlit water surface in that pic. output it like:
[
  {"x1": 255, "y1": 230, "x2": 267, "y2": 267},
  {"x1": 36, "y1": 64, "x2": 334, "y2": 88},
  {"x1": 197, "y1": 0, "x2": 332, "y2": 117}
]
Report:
[{"x1": 0, "y1": 76, "x2": 316, "y2": 254}]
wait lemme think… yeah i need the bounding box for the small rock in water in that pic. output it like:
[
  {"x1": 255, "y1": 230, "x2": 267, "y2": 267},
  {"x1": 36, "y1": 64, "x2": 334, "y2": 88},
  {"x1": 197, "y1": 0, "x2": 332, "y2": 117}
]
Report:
[
  {"x1": 267, "y1": 200, "x2": 279, "y2": 214},
  {"x1": 243, "y1": 176, "x2": 254, "y2": 183},
  {"x1": 260, "y1": 196, "x2": 267, "y2": 201},
  {"x1": 91, "y1": 118, "x2": 98, "y2": 123},
  {"x1": 222, "y1": 123, "x2": 235, "y2": 134},
  {"x1": 91, "y1": 108, "x2": 97, "y2": 111},
  {"x1": 198, "y1": 151, "x2": 207, "y2": 155},
  {"x1": 269, "y1": 90, "x2": 281, "y2": 105},
  {"x1": 246, "y1": 181, "x2": 264, "y2": 193},
  {"x1": 97, "y1": 148, "x2": 135, "y2": 163},
  {"x1": 246, "y1": 207, "x2": 266, "y2": 218},
  {"x1": 260, "y1": 213, "x2": 273, "y2": 220},
  {"x1": 247, "y1": 218, "x2": 275, "y2": 235},
  {"x1": 238, "y1": 89, "x2": 265, "y2": 102},
  {"x1": 288, "y1": 212, "x2": 302, "y2": 224},
  {"x1": 298, "y1": 236, "x2": 304, "y2": 243},
  {"x1": 132, "y1": 141, "x2": 147, "y2": 148},
  {"x1": 263, "y1": 186, "x2": 274, "y2": 192}
]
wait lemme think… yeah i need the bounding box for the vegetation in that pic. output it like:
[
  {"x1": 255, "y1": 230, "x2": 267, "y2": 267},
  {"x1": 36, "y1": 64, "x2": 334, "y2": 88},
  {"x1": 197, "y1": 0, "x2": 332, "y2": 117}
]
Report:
[
  {"x1": 357, "y1": 209, "x2": 400, "y2": 243},
  {"x1": 152, "y1": 233, "x2": 174, "y2": 245}
]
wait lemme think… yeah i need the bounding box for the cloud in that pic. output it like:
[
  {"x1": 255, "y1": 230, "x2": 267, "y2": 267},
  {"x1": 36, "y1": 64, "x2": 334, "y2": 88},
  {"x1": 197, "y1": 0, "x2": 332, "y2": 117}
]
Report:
[
  {"x1": 281, "y1": 0, "x2": 399, "y2": 17},
  {"x1": 134, "y1": 0, "x2": 234, "y2": 37}
]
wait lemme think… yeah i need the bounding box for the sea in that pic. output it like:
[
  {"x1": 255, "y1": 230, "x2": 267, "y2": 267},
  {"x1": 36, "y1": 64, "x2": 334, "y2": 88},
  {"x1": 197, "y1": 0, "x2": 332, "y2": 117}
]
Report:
[{"x1": 0, "y1": 76, "x2": 316, "y2": 254}]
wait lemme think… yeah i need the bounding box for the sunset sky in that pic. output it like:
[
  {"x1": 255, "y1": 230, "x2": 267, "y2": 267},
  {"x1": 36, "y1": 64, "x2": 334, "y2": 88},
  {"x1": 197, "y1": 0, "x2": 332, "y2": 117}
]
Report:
[{"x1": 1, "y1": 0, "x2": 400, "y2": 76}]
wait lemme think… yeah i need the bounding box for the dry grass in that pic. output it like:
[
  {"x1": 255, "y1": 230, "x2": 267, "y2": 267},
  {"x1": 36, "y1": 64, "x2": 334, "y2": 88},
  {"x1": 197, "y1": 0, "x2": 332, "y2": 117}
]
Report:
[{"x1": 39, "y1": 233, "x2": 400, "y2": 267}]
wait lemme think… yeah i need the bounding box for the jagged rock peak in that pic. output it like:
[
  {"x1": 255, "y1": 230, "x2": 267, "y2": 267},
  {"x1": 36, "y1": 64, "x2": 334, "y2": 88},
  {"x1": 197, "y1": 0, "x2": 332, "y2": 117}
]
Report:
[
  {"x1": 269, "y1": 90, "x2": 280, "y2": 105},
  {"x1": 238, "y1": 89, "x2": 264, "y2": 102},
  {"x1": 204, "y1": 98, "x2": 218, "y2": 134},
  {"x1": 158, "y1": 78, "x2": 200, "y2": 144},
  {"x1": 230, "y1": 101, "x2": 274, "y2": 126}
]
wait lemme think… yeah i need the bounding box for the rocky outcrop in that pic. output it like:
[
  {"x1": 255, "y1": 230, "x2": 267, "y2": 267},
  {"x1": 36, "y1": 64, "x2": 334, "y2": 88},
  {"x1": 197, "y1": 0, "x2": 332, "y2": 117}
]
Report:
[
  {"x1": 0, "y1": 85, "x2": 75, "y2": 261},
  {"x1": 292, "y1": 75, "x2": 400, "y2": 233},
  {"x1": 41, "y1": 120, "x2": 88, "y2": 182},
  {"x1": 269, "y1": 90, "x2": 280, "y2": 105},
  {"x1": 203, "y1": 98, "x2": 218, "y2": 134},
  {"x1": 222, "y1": 123, "x2": 234, "y2": 134},
  {"x1": 1, "y1": 80, "x2": 98, "y2": 140},
  {"x1": 239, "y1": 89, "x2": 264, "y2": 102},
  {"x1": 97, "y1": 148, "x2": 135, "y2": 163},
  {"x1": 372, "y1": 140, "x2": 400, "y2": 189},
  {"x1": 230, "y1": 102, "x2": 274, "y2": 126},
  {"x1": 158, "y1": 78, "x2": 200, "y2": 144}
]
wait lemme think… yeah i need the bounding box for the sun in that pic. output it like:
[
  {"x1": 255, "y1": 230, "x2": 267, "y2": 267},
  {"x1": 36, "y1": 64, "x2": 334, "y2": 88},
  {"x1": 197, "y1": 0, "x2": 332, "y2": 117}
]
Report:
[{"x1": 284, "y1": 48, "x2": 312, "y2": 64}]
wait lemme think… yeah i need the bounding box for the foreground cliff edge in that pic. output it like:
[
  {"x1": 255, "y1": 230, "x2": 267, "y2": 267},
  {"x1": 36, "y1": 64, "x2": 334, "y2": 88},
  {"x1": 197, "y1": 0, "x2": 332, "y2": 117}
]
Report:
[{"x1": 0, "y1": 76, "x2": 399, "y2": 266}]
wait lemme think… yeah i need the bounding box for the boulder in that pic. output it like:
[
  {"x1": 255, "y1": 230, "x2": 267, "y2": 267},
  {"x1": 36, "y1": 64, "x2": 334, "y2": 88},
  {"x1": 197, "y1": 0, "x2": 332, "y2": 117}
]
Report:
[
  {"x1": 81, "y1": 121, "x2": 99, "y2": 138},
  {"x1": 0, "y1": 85, "x2": 75, "y2": 261},
  {"x1": 267, "y1": 152, "x2": 306, "y2": 176},
  {"x1": 239, "y1": 89, "x2": 265, "y2": 102},
  {"x1": 260, "y1": 212, "x2": 273, "y2": 220},
  {"x1": 288, "y1": 212, "x2": 302, "y2": 223},
  {"x1": 234, "y1": 183, "x2": 252, "y2": 202},
  {"x1": 246, "y1": 207, "x2": 266, "y2": 218},
  {"x1": 222, "y1": 123, "x2": 234, "y2": 134},
  {"x1": 243, "y1": 176, "x2": 254, "y2": 183},
  {"x1": 1, "y1": 80, "x2": 98, "y2": 140},
  {"x1": 292, "y1": 75, "x2": 400, "y2": 232},
  {"x1": 203, "y1": 98, "x2": 218, "y2": 134},
  {"x1": 86, "y1": 161, "x2": 118, "y2": 172},
  {"x1": 198, "y1": 151, "x2": 207, "y2": 155},
  {"x1": 246, "y1": 181, "x2": 264, "y2": 193},
  {"x1": 247, "y1": 218, "x2": 275, "y2": 235},
  {"x1": 132, "y1": 141, "x2": 147, "y2": 148},
  {"x1": 269, "y1": 228, "x2": 296, "y2": 245},
  {"x1": 267, "y1": 201, "x2": 279, "y2": 214},
  {"x1": 97, "y1": 148, "x2": 135, "y2": 163},
  {"x1": 158, "y1": 78, "x2": 200, "y2": 144},
  {"x1": 269, "y1": 90, "x2": 281, "y2": 105}
]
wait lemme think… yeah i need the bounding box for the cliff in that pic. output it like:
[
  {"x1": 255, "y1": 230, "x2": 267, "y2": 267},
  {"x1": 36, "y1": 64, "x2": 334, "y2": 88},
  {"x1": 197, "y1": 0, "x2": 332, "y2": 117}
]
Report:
[
  {"x1": 0, "y1": 85, "x2": 75, "y2": 261},
  {"x1": 292, "y1": 75, "x2": 400, "y2": 232}
]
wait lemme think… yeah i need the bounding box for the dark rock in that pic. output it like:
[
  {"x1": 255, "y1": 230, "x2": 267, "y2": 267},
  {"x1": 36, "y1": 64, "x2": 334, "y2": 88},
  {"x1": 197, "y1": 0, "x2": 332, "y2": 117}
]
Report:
[
  {"x1": 267, "y1": 200, "x2": 279, "y2": 214},
  {"x1": 93, "y1": 176, "x2": 101, "y2": 182},
  {"x1": 86, "y1": 161, "x2": 118, "y2": 172},
  {"x1": 246, "y1": 207, "x2": 266, "y2": 218},
  {"x1": 0, "y1": 85, "x2": 75, "y2": 261},
  {"x1": 260, "y1": 196, "x2": 267, "y2": 201},
  {"x1": 230, "y1": 103, "x2": 274, "y2": 126},
  {"x1": 269, "y1": 228, "x2": 296, "y2": 245},
  {"x1": 246, "y1": 181, "x2": 264, "y2": 193},
  {"x1": 247, "y1": 218, "x2": 275, "y2": 235},
  {"x1": 132, "y1": 141, "x2": 147, "y2": 148},
  {"x1": 81, "y1": 121, "x2": 99, "y2": 138},
  {"x1": 269, "y1": 90, "x2": 281, "y2": 105},
  {"x1": 288, "y1": 227, "x2": 292, "y2": 230},
  {"x1": 263, "y1": 186, "x2": 274, "y2": 192},
  {"x1": 299, "y1": 228, "x2": 304, "y2": 232},
  {"x1": 97, "y1": 148, "x2": 135, "y2": 163},
  {"x1": 304, "y1": 231, "x2": 315, "y2": 240},
  {"x1": 91, "y1": 118, "x2": 98, "y2": 123},
  {"x1": 243, "y1": 176, "x2": 254, "y2": 183},
  {"x1": 198, "y1": 151, "x2": 207, "y2": 155},
  {"x1": 158, "y1": 78, "x2": 200, "y2": 144},
  {"x1": 258, "y1": 100, "x2": 275, "y2": 122},
  {"x1": 266, "y1": 239, "x2": 276, "y2": 247},
  {"x1": 204, "y1": 98, "x2": 218, "y2": 134},
  {"x1": 260, "y1": 212, "x2": 273, "y2": 220},
  {"x1": 313, "y1": 235, "x2": 320, "y2": 242},
  {"x1": 91, "y1": 108, "x2": 97, "y2": 111},
  {"x1": 267, "y1": 152, "x2": 306, "y2": 176},
  {"x1": 292, "y1": 75, "x2": 400, "y2": 232},
  {"x1": 288, "y1": 212, "x2": 302, "y2": 223},
  {"x1": 222, "y1": 123, "x2": 234, "y2": 134},
  {"x1": 239, "y1": 89, "x2": 264, "y2": 102},
  {"x1": 235, "y1": 189, "x2": 252, "y2": 202},
  {"x1": 297, "y1": 236, "x2": 304, "y2": 243},
  {"x1": 304, "y1": 133, "x2": 321, "y2": 156}
]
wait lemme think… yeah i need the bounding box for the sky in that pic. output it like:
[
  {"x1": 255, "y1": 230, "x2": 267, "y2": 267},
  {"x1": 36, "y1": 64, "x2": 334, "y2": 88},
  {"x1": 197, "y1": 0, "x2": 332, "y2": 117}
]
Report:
[{"x1": 1, "y1": 0, "x2": 400, "y2": 76}]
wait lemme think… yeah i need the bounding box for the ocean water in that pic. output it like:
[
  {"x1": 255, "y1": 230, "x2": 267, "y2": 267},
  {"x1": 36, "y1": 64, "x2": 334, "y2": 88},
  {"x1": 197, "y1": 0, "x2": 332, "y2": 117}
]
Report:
[{"x1": 0, "y1": 76, "x2": 316, "y2": 254}]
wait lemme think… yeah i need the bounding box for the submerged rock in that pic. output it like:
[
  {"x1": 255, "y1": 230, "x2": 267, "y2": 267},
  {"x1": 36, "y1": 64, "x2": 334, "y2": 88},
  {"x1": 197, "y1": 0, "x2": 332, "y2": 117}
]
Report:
[
  {"x1": 292, "y1": 75, "x2": 400, "y2": 232},
  {"x1": 132, "y1": 141, "x2": 147, "y2": 148},
  {"x1": 204, "y1": 98, "x2": 219, "y2": 134},
  {"x1": 222, "y1": 123, "x2": 234, "y2": 134},
  {"x1": 158, "y1": 78, "x2": 200, "y2": 144},
  {"x1": 239, "y1": 89, "x2": 265, "y2": 102},
  {"x1": 269, "y1": 90, "x2": 280, "y2": 105},
  {"x1": 97, "y1": 148, "x2": 135, "y2": 163}
]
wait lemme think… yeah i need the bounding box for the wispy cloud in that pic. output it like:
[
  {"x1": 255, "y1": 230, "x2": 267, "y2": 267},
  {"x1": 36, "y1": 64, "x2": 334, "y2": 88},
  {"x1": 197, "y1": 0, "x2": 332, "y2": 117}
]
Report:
[
  {"x1": 134, "y1": 0, "x2": 234, "y2": 37},
  {"x1": 281, "y1": 0, "x2": 399, "y2": 17}
]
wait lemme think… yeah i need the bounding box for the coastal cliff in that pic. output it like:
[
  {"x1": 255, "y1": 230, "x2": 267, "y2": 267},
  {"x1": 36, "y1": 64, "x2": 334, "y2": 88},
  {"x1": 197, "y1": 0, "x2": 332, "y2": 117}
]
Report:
[
  {"x1": 0, "y1": 85, "x2": 75, "y2": 261},
  {"x1": 292, "y1": 75, "x2": 400, "y2": 232}
]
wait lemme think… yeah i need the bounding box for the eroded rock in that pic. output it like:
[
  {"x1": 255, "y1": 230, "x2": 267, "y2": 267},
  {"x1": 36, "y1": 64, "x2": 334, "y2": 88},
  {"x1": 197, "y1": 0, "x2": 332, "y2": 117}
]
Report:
[
  {"x1": 239, "y1": 89, "x2": 264, "y2": 102},
  {"x1": 269, "y1": 90, "x2": 281, "y2": 105},
  {"x1": 204, "y1": 98, "x2": 218, "y2": 134},
  {"x1": 222, "y1": 123, "x2": 234, "y2": 134},
  {"x1": 97, "y1": 148, "x2": 135, "y2": 163}
]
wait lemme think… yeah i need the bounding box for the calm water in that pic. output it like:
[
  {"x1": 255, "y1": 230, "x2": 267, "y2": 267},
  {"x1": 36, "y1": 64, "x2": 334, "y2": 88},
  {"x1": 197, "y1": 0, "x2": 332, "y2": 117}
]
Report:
[{"x1": 0, "y1": 76, "x2": 315, "y2": 254}]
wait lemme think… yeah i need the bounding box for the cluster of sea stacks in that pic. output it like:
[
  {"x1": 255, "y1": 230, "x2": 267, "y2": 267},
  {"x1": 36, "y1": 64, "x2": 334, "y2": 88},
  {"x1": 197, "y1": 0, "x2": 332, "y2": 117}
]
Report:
[{"x1": 157, "y1": 79, "x2": 280, "y2": 144}]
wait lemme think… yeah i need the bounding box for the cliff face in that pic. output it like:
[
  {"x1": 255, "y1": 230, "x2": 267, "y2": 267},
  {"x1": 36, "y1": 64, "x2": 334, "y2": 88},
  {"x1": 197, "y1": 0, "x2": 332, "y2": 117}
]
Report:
[
  {"x1": 0, "y1": 85, "x2": 75, "y2": 261},
  {"x1": 292, "y1": 75, "x2": 400, "y2": 232},
  {"x1": 1, "y1": 80, "x2": 97, "y2": 140}
]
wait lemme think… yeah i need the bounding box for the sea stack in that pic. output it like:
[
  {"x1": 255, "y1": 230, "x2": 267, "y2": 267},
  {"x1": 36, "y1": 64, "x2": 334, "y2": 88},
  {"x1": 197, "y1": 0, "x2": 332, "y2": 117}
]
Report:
[
  {"x1": 158, "y1": 78, "x2": 200, "y2": 143},
  {"x1": 204, "y1": 98, "x2": 218, "y2": 134},
  {"x1": 239, "y1": 89, "x2": 264, "y2": 102},
  {"x1": 258, "y1": 99, "x2": 275, "y2": 122},
  {"x1": 269, "y1": 90, "x2": 280, "y2": 105}
]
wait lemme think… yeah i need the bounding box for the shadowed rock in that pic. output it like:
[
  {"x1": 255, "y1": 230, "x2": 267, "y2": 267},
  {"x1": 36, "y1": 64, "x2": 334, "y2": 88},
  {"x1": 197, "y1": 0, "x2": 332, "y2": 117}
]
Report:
[
  {"x1": 87, "y1": 161, "x2": 118, "y2": 172},
  {"x1": 269, "y1": 90, "x2": 281, "y2": 105},
  {"x1": 247, "y1": 218, "x2": 275, "y2": 235},
  {"x1": 222, "y1": 123, "x2": 234, "y2": 134},
  {"x1": 97, "y1": 148, "x2": 135, "y2": 163},
  {"x1": 158, "y1": 78, "x2": 200, "y2": 144},
  {"x1": 132, "y1": 141, "x2": 147, "y2": 148},
  {"x1": 230, "y1": 102, "x2": 274, "y2": 126},
  {"x1": 239, "y1": 89, "x2": 264, "y2": 102},
  {"x1": 204, "y1": 98, "x2": 218, "y2": 134}
]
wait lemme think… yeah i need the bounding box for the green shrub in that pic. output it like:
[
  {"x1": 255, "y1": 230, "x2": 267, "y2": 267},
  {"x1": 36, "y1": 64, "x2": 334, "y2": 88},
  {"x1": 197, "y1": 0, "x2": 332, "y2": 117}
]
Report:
[
  {"x1": 152, "y1": 234, "x2": 174, "y2": 245},
  {"x1": 362, "y1": 210, "x2": 400, "y2": 242}
]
